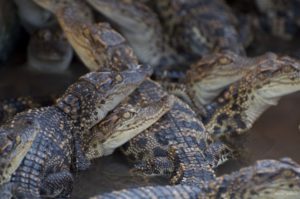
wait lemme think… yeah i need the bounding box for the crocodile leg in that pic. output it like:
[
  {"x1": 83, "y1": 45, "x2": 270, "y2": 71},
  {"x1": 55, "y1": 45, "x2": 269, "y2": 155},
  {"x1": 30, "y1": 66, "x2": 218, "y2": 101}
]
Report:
[
  {"x1": 121, "y1": 98, "x2": 219, "y2": 185},
  {"x1": 203, "y1": 141, "x2": 234, "y2": 168},
  {"x1": 40, "y1": 170, "x2": 73, "y2": 198}
]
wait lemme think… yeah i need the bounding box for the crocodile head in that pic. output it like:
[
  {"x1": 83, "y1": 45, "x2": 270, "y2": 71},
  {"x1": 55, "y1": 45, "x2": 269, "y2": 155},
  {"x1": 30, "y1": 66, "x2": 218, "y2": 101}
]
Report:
[
  {"x1": 56, "y1": 6, "x2": 138, "y2": 71},
  {"x1": 86, "y1": 0, "x2": 173, "y2": 67},
  {"x1": 57, "y1": 65, "x2": 152, "y2": 130},
  {"x1": 86, "y1": 0, "x2": 155, "y2": 31},
  {"x1": 211, "y1": 158, "x2": 300, "y2": 198},
  {"x1": 205, "y1": 55, "x2": 300, "y2": 138},
  {"x1": 186, "y1": 52, "x2": 282, "y2": 106},
  {"x1": 86, "y1": 95, "x2": 174, "y2": 159},
  {"x1": 0, "y1": 114, "x2": 40, "y2": 185},
  {"x1": 27, "y1": 27, "x2": 73, "y2": 73}
]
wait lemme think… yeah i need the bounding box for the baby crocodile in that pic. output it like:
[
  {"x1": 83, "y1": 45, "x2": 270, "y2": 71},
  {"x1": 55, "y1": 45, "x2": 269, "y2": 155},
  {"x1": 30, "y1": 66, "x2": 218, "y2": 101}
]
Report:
[
  {"x1": 86, "y1": 0, "x2": 245, "y2": 69},
  {"x1": 27, "y1": 27, "x2": 73, "y2": 73},
  {"x1": 121, "y1": 95, "x2": 231, "y2": 185},
  {"x1": 120, "y1": 52, "x2": 300, "y2": 185},
  {"x1": 93, "y1": 158, "x2": 300, "y2": 199},
  {"x1": 0, "y1": 116, "x2": 40, "y2": 186},
  {"x1": 86, "y1": 83, "x2": 174, "y2": 159},
  {"x1": 0, "y1": 67, "x2": 150, "y2": 198},
  {"x1": 204, "y1": 55, "x2": 300, "y2": 139}
]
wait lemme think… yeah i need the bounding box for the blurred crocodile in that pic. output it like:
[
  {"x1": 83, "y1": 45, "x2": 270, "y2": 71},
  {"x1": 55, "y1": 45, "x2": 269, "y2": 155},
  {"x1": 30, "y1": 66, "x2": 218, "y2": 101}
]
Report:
[{"x1": 92, "y1": 158, "x2": 300, "y2": 199}]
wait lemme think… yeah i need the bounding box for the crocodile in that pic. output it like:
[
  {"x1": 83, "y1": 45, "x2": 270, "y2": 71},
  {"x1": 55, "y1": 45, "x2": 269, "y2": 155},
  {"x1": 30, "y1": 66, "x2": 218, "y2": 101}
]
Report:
[
  {"x1": 120, "y1": 52, "x2": 300, "y2": 184},
  {"x1": 121, "y1": 95, "x2": 232, "y2": 185},
  {"x1": 86, "y1": 0, "x2": 246, "y2": 74},
  {"x1": 86, "y1": 84, "x2": 175, "y2": 159},
  {"x1": 0, "y1": 115, "x2": 40, "y2": 186},
  {"x1": 34, "y1": 7, "x2": 300, "y2": 187},
  {"x1": 253, "y1": 0, "x2": 300, "y2": 40},
  {"x1": 164, "y1": 51, "x2": 281, "y2": 116},
  {"x1": 45, "y1": 14, "x2": 234, "y2": 185},
  {"x1": 13, "y1": 0, "x2": 77, "y2": 73},
  {"x1": 27, "y1": 27, "x2": 73, "y2": 73},
  {"x1": 203, "y1": 55, "x2": 300, "y2": 140},
  {"x1": 92, "y1": 158, "x2": 300, "y2": 199},
  {"x1": 86, "y1": 0, "x2": 181, "y2": 70},
  {"x1": 55, "y1": 6, "x2": 138, "y2": 72},
  {"x1": 0, "y1": 66, "x2": 150, "y2": 198}
]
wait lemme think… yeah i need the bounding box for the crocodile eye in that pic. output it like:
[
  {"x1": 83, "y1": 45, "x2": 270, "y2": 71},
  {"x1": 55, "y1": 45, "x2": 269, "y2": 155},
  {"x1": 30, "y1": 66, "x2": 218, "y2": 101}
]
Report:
[
  {"x1": 115, "y1": 74, "x2": 123, "y2": 82},
  {"x1": 218, "y1": 57, "x2": 232, "y2": 65},
  {"x1": 15, "y1": 136, "x2": 21, "y2": 145},
  {"x1": 122, "y1": 112, "x2": 131, "y2": 119}
]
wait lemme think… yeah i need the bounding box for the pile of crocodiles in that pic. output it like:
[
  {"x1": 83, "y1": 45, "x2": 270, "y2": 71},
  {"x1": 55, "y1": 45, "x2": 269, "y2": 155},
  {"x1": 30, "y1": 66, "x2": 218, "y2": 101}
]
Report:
[{"x1": 0, "y1": 0, "x2": 300, "y2": 198}]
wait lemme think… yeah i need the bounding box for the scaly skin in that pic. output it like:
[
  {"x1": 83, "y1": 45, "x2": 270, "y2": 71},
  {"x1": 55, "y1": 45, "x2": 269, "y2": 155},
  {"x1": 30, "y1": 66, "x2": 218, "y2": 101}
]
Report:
[
  {"x1": 86, "y1": 0, "x2": 183, "y2": 68},
  {"x1": 0, "y1": 97, "x2": 39, "y2": 124},
  {"x1": 120, "y1": 52, "x2": 300, "y2": 185},
  {"x1": 121, "y1": 95, "x2": 232, "y2": 185},
  {"x1": 164, "y1": 52, "x2": 282, "y2": 117},
  {"x1": 87, "y1": 0, "x2": 245, "y2": 70},
  {"x1": 56, "y1": 66, "x2": 152, "y2": 165},
  {"x1": 253, "y1": 0, "x2": 300, "y2": 40},
  {"x1": 0, "y1": 116, "x2": 40, "y2": 186},
  {"x1": 203, "y1": 55, "x2": 300, "y2": 139},
  {"x1": 0, "y1": 67, "x2": 150, "y2": 198},
  {"x1": 185, "y1": 51, "x2": 285, "y2": 108},
  {"x1": 27, "y1": 27, "x2": 73, "y2": 73},
  {"x1": 86, "y1": 85, "x2": 175, "y2": 159},
  {"x1": 92, "y1": 158, "x2": 300, "y2": 199},
  {"x1": 151, "y1": 0, "x2": 245, "y2": 57},
  {"x1": 55, "y1": 6, "x2": 138, "y2": 71}
]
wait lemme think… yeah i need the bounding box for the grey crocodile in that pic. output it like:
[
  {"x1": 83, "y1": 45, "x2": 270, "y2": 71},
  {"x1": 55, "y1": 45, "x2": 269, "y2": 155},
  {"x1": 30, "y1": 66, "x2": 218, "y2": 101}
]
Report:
[
  {"x1": 92, "y1": 158, "x2": 300, "y2": 199},
  {"x1": 0, "y1": 66, "x2": 150, "y2": 198}
]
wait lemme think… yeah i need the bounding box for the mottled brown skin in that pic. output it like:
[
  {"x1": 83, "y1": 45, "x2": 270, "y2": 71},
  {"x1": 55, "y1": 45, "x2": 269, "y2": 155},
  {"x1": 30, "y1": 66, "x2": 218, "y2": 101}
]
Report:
[
  {"x1": 0, "y1": 115, "x2": 40, "y2": 186},
  {"x1": 121, "y1": 95, "x2": 231, "y2": 185},
  {"x1": 253, "y1": 0, "x2": 300, "y2": 40},
  {"x1": 165, "y1": 51, "x2": 282, "y2": 117},
  {"x1": 86, "y1": 83, "x2": 175, "y2": 159},
  {"x1": 56, "y1": 66, "x2": 152, "y2": 167},
  {"x1": 0, "y1": 66, "x2": 150, "y2": 198},
  {"x1": 86, "y1": 0, "x2": 245, "y2": 76},
  {"x1": 86, "y1": 0, "x2": 181, "y2": 69},
  {"x1": 93, "y1": 158, "x2": 300, "y2": 199},
  {"x1": 203, "y1": 55, "x2": 300, "y2": 140},
  {"x1": 120, "y1": 52, "x2": 300, "y2": 187},
  {"x1": 151, "y1": 0, "x2": 245, "y2": 56}
]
